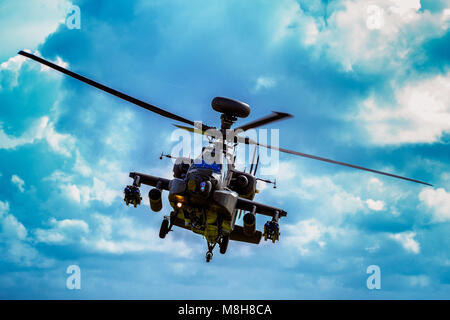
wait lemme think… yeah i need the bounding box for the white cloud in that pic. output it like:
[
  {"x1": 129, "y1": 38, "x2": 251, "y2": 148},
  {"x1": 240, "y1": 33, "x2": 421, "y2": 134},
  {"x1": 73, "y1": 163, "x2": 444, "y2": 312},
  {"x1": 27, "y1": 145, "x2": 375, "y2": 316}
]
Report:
[
  {"x1": 43, "y1": 117, "x2": 75, "y2": 156},
  {"x1": 368, "y1": 177, "x2": 384, "y2": 189},
  {"x1": 0, "y1": 200, "x2": 9, "y2": 215},
  {"x1": 34, "y1": 214, "x2": 196, "y2": 258},
  {"x1": 0, "y1": 54, "x2": 27, "y2": 90},
  {"x1": 284, "y1": 218, "x2": 334, "y2": 255},
  {"x1": 11, "y1": 174, "x2": 25, "y2": 192},
  {"x1": 366, "y1": 199, "x2": 385, "y2": 211},
  {"x1": 389, "y1": 231, "x2": 420, "y2": 254},
  {"x1": 407, "y1": 274, "x2": 430, "y2": 288},
  {"x1": 74, "y1": 151, "x2": 92, "y2": 177},
  {"x1": 262, "y1": 160, "x2": 298, "y2": 181},
  {"x1": 389, "y1": 0, "x2": 421, "y2": 16},
  {"x1": 358, "y1": 72, "x2": 450, "y2": 144},
  {"x1": 326, "y1": 0, "x2": 446, "y2": 71},
  {"x1": 271, "y1": 0, "x2": 447, "y2": 72},
  {"x1": 89, "y1": 214, "x2": 197, "y2": 257},
  {"x1": 253, "y1": 76, "x2": 277, "y2": 92},
  {"x1": 0, "y1": 0, "x2": 71, "y2": 61},
  {"x1": 0, "y1": 116, "x2": 75, "y2": 156},
  {"x1": 1, "y1": 210, "x2": 28, "y2": 240},
  {"x1": 34, "y1": 218, "x2": 89, "y2": 244},
  {"x1": 57, "y1": 174, "x2": 123, "y2": 206},
  {"x1": 0, "y1": 51, "x2": 69, "y2": 90},
  {"x1": 299, "y1": 176, "x2": 365, "y2": 218},
  {"x1": 59, "y1": 182, "x2": 94, "y2": 205},
  {"x1": 0, "y1": 200, "x2": 53, "y2": 267},
  {"x1": 0, "y1": 201, "x2": 27, "y2": 240},
  {"x1": 419, "y1": 187, "x2": 450, "y2": 222}
]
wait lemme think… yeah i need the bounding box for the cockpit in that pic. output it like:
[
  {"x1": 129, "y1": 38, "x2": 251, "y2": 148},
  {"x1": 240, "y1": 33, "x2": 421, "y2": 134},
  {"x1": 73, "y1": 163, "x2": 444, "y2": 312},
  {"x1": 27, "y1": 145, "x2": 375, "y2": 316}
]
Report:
[{"x1": 188, "y1": 145, "x2": 223, "y2": 185}]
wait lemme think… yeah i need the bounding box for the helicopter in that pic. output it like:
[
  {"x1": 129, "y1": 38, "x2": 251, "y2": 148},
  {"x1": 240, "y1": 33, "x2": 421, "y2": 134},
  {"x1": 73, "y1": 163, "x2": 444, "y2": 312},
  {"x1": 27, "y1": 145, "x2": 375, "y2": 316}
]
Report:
[{"x1": 18, "y1": 50, "x2": 432, "y2": 262}]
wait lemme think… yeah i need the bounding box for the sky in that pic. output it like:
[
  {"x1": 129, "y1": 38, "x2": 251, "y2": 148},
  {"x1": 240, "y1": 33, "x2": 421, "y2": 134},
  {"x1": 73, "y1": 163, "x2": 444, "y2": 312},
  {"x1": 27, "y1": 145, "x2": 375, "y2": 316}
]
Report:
[{"x1": 0, "y1": 0, "x2": 449, "y2": 299}]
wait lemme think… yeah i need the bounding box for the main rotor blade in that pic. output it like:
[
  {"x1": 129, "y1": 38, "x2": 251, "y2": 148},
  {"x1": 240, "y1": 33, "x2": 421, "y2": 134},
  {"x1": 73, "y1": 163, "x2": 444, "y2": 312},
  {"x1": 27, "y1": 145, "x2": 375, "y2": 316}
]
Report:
[
  {"x1": 18, "y1": 50, "x2": 205, "y2": 127},
  {"x1": 234, "y1": 111, "x2": 293, "y2": 132},
  {"x1": 237, "y1": 136, "x2": 432, "y2": 186},
  {"x1": 173, "y1": 124, "x2": 220, "y2": 136}
]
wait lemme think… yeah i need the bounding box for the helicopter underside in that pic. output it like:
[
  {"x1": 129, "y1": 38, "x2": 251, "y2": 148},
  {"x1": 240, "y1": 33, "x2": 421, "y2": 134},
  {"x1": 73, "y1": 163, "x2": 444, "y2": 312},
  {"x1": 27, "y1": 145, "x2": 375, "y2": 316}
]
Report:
[
  {"x1": 157, "y1": 202, "x2": 234, "y2": 262},
  {"x1": 172, "y1": 205, "x2": 233, "y2": 243}
]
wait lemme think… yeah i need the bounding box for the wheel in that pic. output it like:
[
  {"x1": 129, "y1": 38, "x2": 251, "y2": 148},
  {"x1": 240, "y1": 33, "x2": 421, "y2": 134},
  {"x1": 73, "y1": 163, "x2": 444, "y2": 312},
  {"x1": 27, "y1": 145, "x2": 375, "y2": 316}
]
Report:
[
  {"x1": 159, "y1": 219, "x2": 169, "y2": 239},
  {"x1": 219, "y1": 236, "x2": 229, "y2": 254},
  {"x1": 206, "y1": 251, "x2": 213, "y2": 262}
]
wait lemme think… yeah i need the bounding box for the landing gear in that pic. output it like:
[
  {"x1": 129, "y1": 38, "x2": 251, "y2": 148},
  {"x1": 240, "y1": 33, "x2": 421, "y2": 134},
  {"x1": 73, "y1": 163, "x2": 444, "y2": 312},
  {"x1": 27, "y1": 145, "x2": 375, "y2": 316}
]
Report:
[
  {"x1": 219, "y1": 235, "x2": 229, "y2": 254},
  {"x1": 205, "y1": 251, "x2": 213, "y2": 262},
  {"x1": 205, "y1": 240, "x2": 219, "y2": 262},
  {"x1": 159, "y1": 217, "x2": 169, "y2": 239},
  {"x1": 159, "y1": 213, "x2": 176, "y2": 239},
  {"x1": 124, "y1": 185, "x2": 142, "y2": 207}
]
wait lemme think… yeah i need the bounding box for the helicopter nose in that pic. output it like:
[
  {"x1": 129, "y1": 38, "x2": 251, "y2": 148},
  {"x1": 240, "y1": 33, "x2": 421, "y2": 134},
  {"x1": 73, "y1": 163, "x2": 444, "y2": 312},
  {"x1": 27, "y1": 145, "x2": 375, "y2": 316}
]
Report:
[
  {"x1": 187, "y1": 179, "x2": 197, "y2": 192},
  {"x1": 186, "y1": 178, "x2": 212, "y2": 197}
]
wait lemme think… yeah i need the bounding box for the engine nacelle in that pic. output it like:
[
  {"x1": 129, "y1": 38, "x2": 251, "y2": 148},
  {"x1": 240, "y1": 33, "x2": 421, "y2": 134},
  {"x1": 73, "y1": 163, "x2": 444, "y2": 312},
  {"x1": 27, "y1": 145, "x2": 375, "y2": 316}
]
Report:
[
  {"x1": 149, "y1": 188, "x2": 162, "y2": 212},
  {"x1": 237, "y1": 175, "x2": 249, "y2": 188},
  {"x1": 229, "y1": 170, "x2": 256, "y2": 200},
  {"x1": 243, "y1": 212, "x2": 256, "y2": 236}
]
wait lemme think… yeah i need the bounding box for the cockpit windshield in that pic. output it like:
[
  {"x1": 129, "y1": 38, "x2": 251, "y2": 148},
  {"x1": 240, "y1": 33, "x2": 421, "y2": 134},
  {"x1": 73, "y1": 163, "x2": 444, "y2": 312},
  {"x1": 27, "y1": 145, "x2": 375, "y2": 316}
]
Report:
[
  {"x1": 192, "y1": 145, "x2": 222, "y2": 174},
  {"x1": 192, "y1": 160, "x2": 221, "y2": 174}
]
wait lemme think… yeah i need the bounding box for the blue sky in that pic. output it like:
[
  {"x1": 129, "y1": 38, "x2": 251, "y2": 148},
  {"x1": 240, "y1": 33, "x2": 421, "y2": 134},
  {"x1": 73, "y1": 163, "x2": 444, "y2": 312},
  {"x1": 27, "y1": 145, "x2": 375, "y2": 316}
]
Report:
[{"x1": 0, "y1": 0, "x2": 450, "y2": 299}]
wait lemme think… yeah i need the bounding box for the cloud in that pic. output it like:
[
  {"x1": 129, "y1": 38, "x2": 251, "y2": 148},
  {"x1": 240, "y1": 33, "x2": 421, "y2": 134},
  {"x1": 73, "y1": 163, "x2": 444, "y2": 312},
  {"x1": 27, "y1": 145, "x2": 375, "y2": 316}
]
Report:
[
  {"x1": 389, "y1": 231, "x2": 420, "y2": 254},
  {"x1": 34, "y1": 214, "x2": 196, "y2": 258},
  {"x1": 0, "y1": 0, "x2": 449, "y2": 298},
  {"x1": 358, "y1": 72, "x2": 450, "y2": 144},
  {"x1": 0, "y1": 0, "x2": 71, "y2": 62},
  {"x1": 253, "y1": 76, "x2": 277, "y2": 92},
  {"x1": 50, "y1": 160, "x2": 127, "y2": 206},
  {"x1": 318, "y1": 0, "x2": 447, "y2": 72},
  {"x1": 11, "y1": 174, "x2": 25, "y2": 192},
  {"x1": 34, "y1": 218, "x2": 88, "y2": 244},
  {"x1": 419, "y1": 187, "x2": 450, "y2": 222},
  {"x1": 366, "y1": 199, "x2": 385, "y2": 211},
  {"x1": 0, "y1": 209, "x2": 27, "y2": 240},
  {"x1": 0, "y1": 116, "x2": 75, "y2": 156},
  {"x1": 291, "y1": 175, "x2": 366, "y2": 221},
  {"x1": 406, "y1": 274, "x2": 431, "y2": 288},
  {"x1": 270, "y1": 0, "x2": 448, "y2": 72},
  {"x1": 0, "y1": 200, "x2": 53, "y2": 267},
  {"x1": 59, "y1": 183, "x2": 85, "y2": 204},
  {"x1": 284, "y1": 218, "x2": 334, "y2": 255},
  {"x1": 0, "y1": 54, "x2": 27, "y2": 90},
  {"x1": 85, "y1": 214, "x2": 196, "y2": 257}
]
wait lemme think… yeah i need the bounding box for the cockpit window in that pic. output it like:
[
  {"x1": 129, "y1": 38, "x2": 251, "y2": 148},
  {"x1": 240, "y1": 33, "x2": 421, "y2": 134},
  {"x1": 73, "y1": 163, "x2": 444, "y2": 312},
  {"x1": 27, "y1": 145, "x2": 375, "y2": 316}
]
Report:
[{"x1": 192, "y1": 159, "x2": 221, "y2": 174}]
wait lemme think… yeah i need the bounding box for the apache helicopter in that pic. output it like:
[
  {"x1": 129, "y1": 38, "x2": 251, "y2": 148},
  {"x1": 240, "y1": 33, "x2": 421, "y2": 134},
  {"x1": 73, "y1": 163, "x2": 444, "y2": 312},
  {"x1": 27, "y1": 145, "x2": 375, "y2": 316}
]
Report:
[{"x1": 19, "y1": 50, "x2": 432, "y2": 262}]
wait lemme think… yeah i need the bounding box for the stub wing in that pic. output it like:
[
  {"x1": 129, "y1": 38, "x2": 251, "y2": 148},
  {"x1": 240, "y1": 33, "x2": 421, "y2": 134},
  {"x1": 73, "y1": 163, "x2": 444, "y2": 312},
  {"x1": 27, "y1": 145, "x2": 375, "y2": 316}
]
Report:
[
  {"x1": 129, "y1": 172, "x2": 171, "y2": 190},
  {"x1": 235, "y1": 197, "x2": 287, "y2": 218}
]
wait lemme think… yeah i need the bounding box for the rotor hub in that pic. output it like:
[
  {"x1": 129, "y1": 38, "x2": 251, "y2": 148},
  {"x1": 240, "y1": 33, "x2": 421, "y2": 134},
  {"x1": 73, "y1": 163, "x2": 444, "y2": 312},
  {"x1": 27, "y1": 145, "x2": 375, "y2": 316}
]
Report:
[{"x1": 212, "y1": 97, "x2": 251, "y2": 130}]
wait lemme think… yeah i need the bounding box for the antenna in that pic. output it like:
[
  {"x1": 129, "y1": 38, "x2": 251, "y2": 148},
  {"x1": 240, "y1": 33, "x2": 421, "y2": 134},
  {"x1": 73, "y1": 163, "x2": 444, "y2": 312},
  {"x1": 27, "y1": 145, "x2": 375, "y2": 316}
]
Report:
[
  {"x1": 253, "y1": 154, "x2": 260, "y2": 176},
  {"x1": 249, "y1": 145, "x2": 257, "y2": 174}
]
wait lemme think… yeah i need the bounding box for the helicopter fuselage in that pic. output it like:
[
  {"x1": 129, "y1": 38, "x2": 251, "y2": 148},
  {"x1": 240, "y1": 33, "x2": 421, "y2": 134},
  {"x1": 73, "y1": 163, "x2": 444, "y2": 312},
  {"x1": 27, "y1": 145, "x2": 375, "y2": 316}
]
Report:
[{"x1": 167, "y1": 166, "x2": 235, "y2": 244}]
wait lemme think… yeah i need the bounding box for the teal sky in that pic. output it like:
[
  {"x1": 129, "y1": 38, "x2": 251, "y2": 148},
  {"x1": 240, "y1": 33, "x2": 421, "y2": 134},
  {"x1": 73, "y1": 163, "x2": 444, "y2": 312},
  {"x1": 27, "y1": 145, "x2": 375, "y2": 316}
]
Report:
[{"x1": 0, "y1": 0, "x2": 450, "y2": 299}]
